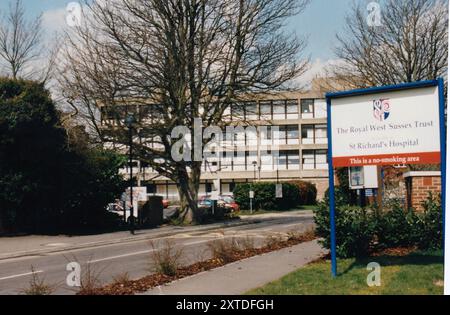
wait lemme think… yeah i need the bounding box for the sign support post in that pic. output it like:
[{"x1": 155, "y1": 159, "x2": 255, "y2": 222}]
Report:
[{"x1": 327, "y1": 97, "x2": 338, "y2": 277}]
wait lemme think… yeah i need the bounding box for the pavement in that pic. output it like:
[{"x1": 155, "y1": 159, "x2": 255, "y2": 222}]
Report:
[
  {"x1": 0, "y1": 210, "x2": 313, "y2": 261},
  {"x1": 0, "y1": 210, "x2": 315, "y2": 295},
  {"x1": 143, "y1": 240, "x2": 327, "y2": 295}
]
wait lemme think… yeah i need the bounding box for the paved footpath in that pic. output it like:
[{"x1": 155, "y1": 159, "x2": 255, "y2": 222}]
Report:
[{"x1": 143, "y1": 239, "x2": 327, "y2": 295}]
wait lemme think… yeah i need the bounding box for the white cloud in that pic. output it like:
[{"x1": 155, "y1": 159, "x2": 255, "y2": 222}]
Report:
[
  {"x1": 295, "y1": 58, "x2": 345, "y2": 89},
  {"x1": 42, "y1": 7, "x2": 68, "y2": 36}
]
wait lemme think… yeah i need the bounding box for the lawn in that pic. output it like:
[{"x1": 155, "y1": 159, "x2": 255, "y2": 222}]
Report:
[{"x1": 247, "y1": 251, "x2": 444, "y2": 295}]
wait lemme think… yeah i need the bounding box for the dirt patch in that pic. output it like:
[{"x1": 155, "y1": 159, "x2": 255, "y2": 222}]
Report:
[
  {"x1": 77, "y1": 230, "x2": 317, "y2": 295},
  {"x1": 371, "y1": 247, "x2": 417, "y2": 257}
]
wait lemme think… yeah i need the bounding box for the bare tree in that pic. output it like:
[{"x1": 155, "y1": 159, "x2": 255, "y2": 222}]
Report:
[
  {"x1": 59, "y1": 0, "x2": 310, "y2": 223},
  {"x1": 0, "y1": 0, "x2": 58, "y2": 83},
  {"x1": 330, "y1": 0, "x2": 448, "y2": 89}
]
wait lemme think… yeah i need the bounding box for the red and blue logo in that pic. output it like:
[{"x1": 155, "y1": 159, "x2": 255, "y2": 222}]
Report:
[{"x1": 373, "y1": 99, "x2": 390, "y2": 121}]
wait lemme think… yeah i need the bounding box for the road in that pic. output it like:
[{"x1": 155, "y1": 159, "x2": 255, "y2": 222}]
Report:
[{"x1": 0, "y1": 212, "x2": 314, "y2": 295}]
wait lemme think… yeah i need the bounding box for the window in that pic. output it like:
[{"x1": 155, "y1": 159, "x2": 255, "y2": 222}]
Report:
[
  {"x1": 231, "y1": 103, "x2": 245, "y2": 121},
  {"x1": 302, "y1": 150, "x2": 316, "y2": 170},
  {"x1": 315, "y1": 100, "x2": 327, "y2": 118},
  {"x1": 205, "y1": 183, "x2": 213, "y2": 193},
  {"x1": 260, "y1": 126, "x2": 273, "y2": 146},
  {"x1": 273, "y1": 100, "x2": 286, "y2": 120},
  {"x1": 246, "y1": 151, "x2": 258, "y2": 171},
  {"x1": 315, "y1": 125, "x2": 328, "y2": 144},
  {"x1": 246, "y1": 128, "x2": 258, "y2": 146},
  {"x1": 233, "y1": 151, "x2": 246, "y2": 171},
  {"x1": 277, "y1": 126, "x2": 287, "y2": 145},
  {"x1": 316, "y1": 150, "x2": 328, "y2": 170},
  {"x1": 287, "y1": 151, "x2": 300, "y2": 170},
  {"x1": 275, "y1": 150, "x2": 299, "y2": 170},
  {"x1": 260, "y1": 101, "x2": 272, "y2": 120},
  {"x1": 286, "y1": 125, "x2": 299, "y2": 144},
  {"x1": 302, "y1": 124, "x2": 328, "y2": 144},
  {"x1": 302, "y1": 150, "x2": 328, "y2": 170},
  {"x1": 302, "y1": 125, "x2": 315, "y2": 144},
  {"x1": 246, "y1": 102, "x2": 258, "y2": 121},
  {"x1": 233, "y1": 129, "x2": 246, "y2": 146},
  {"x1": 261, "y1": 150, "x2": 273, "y2": 171},
  {"x1": 277, "y1": 152, "x2": 287, "y2": 170},
  {"x1": 286, "y1": 100, "x2": 299, "y2": 119},
  {"x1": 221, "y1": 152, "x2": 233, "y2": 171},
  {"x1": 301, "y1": 99, "x2": 314, "y2": 119}
]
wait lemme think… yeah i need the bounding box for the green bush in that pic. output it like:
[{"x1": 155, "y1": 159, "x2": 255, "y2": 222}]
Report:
[
  {"x1": 323, "y1": 186, "x2": 352, "y2": 207},
  {"x1": 234, "y1": 182, "x2": 300, "y2": 211},
  {"x1": 314, "y1": 194, "x2": 443, "y2": 258},
  {"x1": 375, "y1": 203, "x2": 417, "y2": 248},
  {"x1": 416, "y1": 194, "x2": 442, "y2": 250},
  {"x1": 314, "y1": 203, "x2": 377, "y2": 258},
  {"x1": 288, "y1": 181, "x2": 317, "y2": 205}
]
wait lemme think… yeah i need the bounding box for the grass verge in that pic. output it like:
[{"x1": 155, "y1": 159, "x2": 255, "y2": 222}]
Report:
[{"x1": 247, "y1": 250, "x2": 444, "y2": 295}]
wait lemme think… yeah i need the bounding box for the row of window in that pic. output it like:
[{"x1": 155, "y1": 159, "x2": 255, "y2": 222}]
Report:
[
  {"x1": 125, "y1": 149, "x2": 329, "y2": 174},
  {"x1": 100, "y1": 99, "x2": 327, "y2": 124},
  {"x1": 201, "y1": 149, "x2": 328, "y2": 171},
  {"x1": 220, "y1": 124, "x2": 327, "y2": 146},
  {"x1": 231, "y1": 99, "x2": 327, "y2": 121}
]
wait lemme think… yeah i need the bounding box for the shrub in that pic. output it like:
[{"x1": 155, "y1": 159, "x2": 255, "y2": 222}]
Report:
[
  {"x1": 416, "y1": 194, "x2": 442, "y2": 250},
  {"x1": 314, "y1": 203, "x2": 377, "y2": 258},
  {"x1": 19, "y1": 267, "x2": 56, "y2": 295},
  {"x1": 149, "y1": 240, "x2": 184, "y2": 276},
  {"x1": 289, "y1": 181, "x2": 317, "y2": 205},
  {"x1": 208, "y1": 238, "x2": 241, "y2": 264},
  {"x1": 375, "y1": 203, "x2": 417, "y2": 248},
  {"x1": 323, "y1": 186, "x2": 348, "y2": 207},
  {"x1": 314, "y1": 194, "x2": 443, "y2": 258},
  {"x1": 234, "y1": 182, "x2": 300, "y2": 211}
]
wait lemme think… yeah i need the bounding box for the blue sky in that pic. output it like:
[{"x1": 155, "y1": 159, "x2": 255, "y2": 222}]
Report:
[{"x1": 0, "y1": 0, "x2": 355, "y2": 60}]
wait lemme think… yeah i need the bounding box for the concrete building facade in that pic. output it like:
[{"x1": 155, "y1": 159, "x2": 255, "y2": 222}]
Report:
[{"x1": 101, "y1": 90, "x2": 330, "y2": 201}]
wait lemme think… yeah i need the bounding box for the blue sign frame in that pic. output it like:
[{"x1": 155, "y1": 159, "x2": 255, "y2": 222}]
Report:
[{"x1": 326, "y1": 79, "x2": 446, "y2": 278}]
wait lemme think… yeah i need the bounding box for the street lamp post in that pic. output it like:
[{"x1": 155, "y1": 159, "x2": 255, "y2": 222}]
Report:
[
  {"x1": 125, "y1": 114, "x2": 137, "y2": 235},
  {"x1": 251, "y1": 161, "x2": 257, "y2": 214}
]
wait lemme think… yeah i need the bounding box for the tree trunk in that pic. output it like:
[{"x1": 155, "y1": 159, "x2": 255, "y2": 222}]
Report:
[{"x1": 177, "y1": 164, "x2": 202, "y2": 224}]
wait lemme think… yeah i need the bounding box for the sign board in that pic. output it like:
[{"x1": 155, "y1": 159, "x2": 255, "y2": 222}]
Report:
[
  {"x1": 349, "y1": 166, "x2": 379, "y2": 190},
  {"x1": 326, "y1": 80, "x2": 446, "y2": 285},
  {"x1": 123, "y1": 187, "x2": 148, "y2": 211},
  {"x1": 330, "y1": 85, "x2": 441, "y2": 167},
  {"x1": 276, "y1": 184, "x2": 283, "y2": 199},
  {"x1": 249, "y1": 191, "x2": 255, "y2": 199},
  {"x1": 210, "y1": 190, "x2": 219, "y2": 201}
]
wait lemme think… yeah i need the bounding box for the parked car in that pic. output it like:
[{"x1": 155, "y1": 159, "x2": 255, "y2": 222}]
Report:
[
  {"x1": 218, "y1": 195, "x2": 240, "y2": 213},
  {"x1": 198, "y1": 196, "x2": 213, "y2": 210},
  {"x1": 197, "y1": 195, "x2": 240, "y2": 213}
]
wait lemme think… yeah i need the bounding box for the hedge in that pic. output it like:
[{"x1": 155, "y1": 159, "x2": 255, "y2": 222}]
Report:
[
  {"x1": 313, "y1": 193, "x2": 442, "y2": 258},
  {"x1": 234, "y1": 182, "x2": 300, "y2": 211}
]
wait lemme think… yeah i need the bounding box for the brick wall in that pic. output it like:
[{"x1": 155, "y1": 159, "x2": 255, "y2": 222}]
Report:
[{"x1": 405, "y1": 172, "x2": 441, "y2": 211}]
